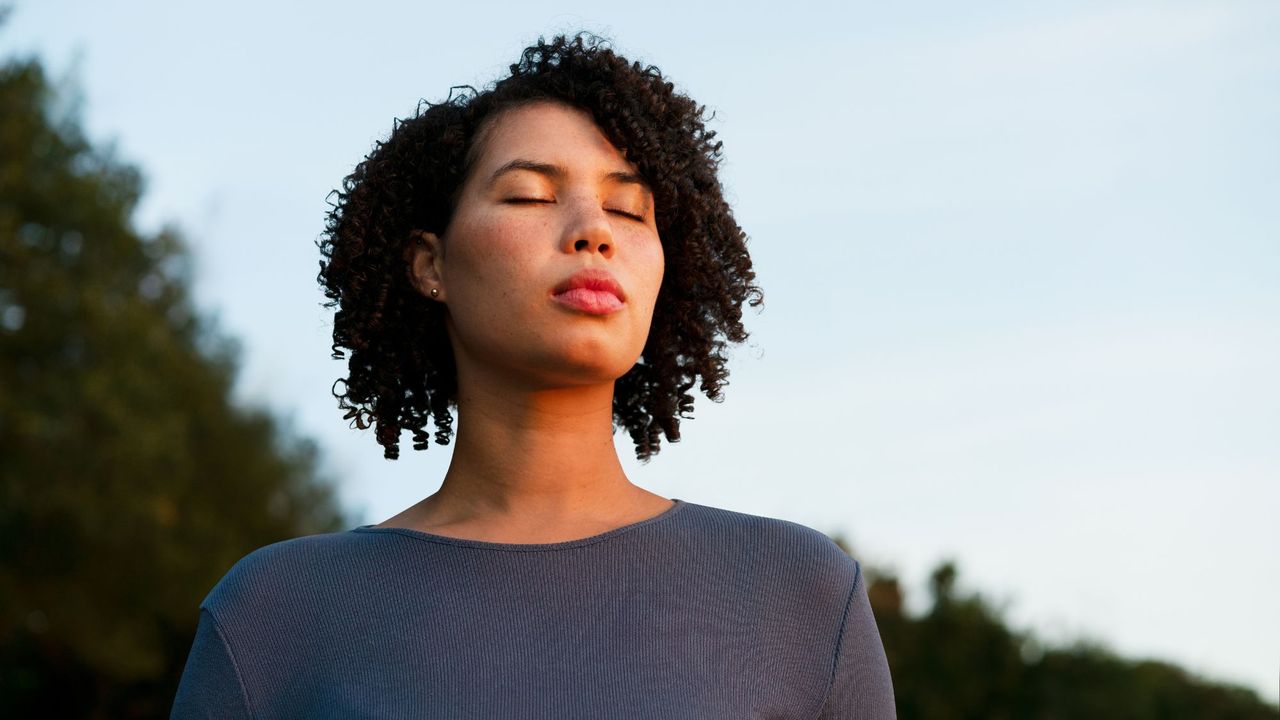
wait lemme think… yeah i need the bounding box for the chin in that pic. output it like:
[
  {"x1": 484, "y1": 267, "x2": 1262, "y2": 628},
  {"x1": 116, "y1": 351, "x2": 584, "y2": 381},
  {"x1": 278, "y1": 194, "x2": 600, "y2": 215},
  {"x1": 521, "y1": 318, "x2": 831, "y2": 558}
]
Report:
[
  {"x1": 552, "y1": 354, "x2": 637, "y2": 385},
  {"x1": 536, "y1": 339, "x2": 642, "y2": 386}
]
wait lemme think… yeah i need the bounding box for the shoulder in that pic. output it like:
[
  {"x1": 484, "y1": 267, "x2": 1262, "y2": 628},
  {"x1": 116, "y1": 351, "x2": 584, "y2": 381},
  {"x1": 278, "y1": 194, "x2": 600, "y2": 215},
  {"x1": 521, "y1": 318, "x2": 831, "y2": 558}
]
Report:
[
  {"x1": 682, "y1": 501, "x2": 859, "y2": 570},
  {"x1": 681, "y1": 502, "x2": 870, "y2": 694},
  {"x1": 681, "y1": 501, "x2": 863, "y2": 605},
  {"x1": 199, "y1": 530, "x2": 370, "y2": 620}
]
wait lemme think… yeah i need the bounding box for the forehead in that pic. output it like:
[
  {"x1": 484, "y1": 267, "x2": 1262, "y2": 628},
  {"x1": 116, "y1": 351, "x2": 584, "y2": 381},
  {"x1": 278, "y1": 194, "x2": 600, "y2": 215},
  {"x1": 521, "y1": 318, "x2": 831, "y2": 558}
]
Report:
[{"x1": 469, "y1": 101, "x2": 636, "y2": 176}]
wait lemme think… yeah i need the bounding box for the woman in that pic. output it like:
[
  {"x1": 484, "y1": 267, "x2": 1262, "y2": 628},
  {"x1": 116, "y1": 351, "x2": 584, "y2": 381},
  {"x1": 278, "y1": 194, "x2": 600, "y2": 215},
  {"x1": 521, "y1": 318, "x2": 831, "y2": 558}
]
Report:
[{"x1": 172, "y1": 34, "x2": 895, "y2": 719}]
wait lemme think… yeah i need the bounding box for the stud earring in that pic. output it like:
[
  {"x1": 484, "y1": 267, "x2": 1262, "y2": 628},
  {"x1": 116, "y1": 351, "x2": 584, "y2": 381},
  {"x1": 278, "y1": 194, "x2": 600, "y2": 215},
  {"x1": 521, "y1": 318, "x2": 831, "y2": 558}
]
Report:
[{"x1": 430, "y1": 288, "x2": 439, "y2": 298}]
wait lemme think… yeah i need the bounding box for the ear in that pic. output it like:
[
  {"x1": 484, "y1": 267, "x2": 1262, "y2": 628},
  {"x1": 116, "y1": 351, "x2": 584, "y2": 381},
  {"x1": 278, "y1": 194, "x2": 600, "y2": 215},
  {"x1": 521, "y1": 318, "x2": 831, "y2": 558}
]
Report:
[{"x1": 404, "y1": 229, "x2": 446, "y2": 301}]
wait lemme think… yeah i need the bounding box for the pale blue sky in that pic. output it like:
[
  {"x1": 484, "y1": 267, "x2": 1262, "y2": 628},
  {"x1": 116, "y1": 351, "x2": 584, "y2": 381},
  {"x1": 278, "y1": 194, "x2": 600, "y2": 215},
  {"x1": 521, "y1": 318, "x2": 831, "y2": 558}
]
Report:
[{"x1": 8, "y1": 0, "x2": 1277, "y2": 701}]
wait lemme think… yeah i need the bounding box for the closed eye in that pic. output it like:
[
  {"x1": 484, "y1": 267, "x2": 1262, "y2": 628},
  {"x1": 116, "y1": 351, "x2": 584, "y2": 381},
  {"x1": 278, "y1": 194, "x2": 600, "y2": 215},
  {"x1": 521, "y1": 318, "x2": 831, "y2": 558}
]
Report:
[
  {"x1": 607, "y1": 208, "x2": 646, "y2": 222},
  {"x1": 504, "y1": 197, "x2": 554, "y2": 204}
]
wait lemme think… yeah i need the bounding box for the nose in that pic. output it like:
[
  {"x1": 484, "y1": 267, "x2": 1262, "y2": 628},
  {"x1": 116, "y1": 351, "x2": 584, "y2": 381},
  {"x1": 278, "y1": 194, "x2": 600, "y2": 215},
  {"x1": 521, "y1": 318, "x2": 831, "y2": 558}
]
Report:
[{"x1": 559, "y1": 196, "x2": 615, "y2": 258}]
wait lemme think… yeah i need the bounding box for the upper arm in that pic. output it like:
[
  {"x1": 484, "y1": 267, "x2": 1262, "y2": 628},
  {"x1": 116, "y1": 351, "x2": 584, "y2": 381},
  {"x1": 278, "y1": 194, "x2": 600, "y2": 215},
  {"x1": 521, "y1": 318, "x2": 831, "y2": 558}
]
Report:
[
  {"x1": 816, "y1": 562, "x2": 897, "y2": 720},
  {"x1": 170, "y1": 608, "x2": 253, "y2": 720}
]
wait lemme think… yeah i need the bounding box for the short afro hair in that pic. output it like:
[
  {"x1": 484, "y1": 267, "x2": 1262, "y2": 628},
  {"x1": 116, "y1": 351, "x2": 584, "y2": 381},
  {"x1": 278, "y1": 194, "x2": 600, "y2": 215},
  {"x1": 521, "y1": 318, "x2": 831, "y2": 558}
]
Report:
[{"x1": 317, "y1": 33, "x2": 762, "y2": 461}]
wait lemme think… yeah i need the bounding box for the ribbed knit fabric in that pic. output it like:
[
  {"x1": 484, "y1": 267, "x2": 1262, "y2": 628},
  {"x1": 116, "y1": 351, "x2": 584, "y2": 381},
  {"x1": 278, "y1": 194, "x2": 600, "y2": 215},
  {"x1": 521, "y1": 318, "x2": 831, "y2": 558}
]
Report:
[{"x1": 170, "y1": 498, "x2": 896, "y2": 719}]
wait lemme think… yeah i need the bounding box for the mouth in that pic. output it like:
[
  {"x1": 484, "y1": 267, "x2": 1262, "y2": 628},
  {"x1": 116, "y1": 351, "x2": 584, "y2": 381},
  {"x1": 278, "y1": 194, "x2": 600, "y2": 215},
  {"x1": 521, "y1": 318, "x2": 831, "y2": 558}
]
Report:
[{"x1": 552, "y1": 269, "x2": 626, "y2": 316}]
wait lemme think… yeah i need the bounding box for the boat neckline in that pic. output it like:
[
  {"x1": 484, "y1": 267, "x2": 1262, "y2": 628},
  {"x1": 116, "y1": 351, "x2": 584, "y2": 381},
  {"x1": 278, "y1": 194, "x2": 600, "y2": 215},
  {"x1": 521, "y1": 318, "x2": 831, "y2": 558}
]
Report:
[{"x1": 349, "y1": 498, "x2": 689, "y2": 552}]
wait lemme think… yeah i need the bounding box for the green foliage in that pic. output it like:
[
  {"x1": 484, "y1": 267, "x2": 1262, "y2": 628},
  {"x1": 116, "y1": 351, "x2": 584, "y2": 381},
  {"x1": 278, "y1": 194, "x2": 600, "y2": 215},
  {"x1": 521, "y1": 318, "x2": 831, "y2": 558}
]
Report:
[
  {"x1": 0, "y1": 55, "x2": 346, "y2": 717},
  {"x1": 831, "y1": 535, "x2": 1280, "y2": 720}
]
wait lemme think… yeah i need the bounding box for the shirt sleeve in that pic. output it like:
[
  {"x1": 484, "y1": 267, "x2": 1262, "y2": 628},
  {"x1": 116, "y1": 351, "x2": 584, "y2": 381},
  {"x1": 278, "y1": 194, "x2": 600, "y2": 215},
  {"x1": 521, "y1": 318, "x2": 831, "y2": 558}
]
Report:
[
  {"x1": 817, "y1": 562, "x2": 897, "y2": 720},
  {"x1": 170, "y1": 608, "x2": 253, "y2": 720}
]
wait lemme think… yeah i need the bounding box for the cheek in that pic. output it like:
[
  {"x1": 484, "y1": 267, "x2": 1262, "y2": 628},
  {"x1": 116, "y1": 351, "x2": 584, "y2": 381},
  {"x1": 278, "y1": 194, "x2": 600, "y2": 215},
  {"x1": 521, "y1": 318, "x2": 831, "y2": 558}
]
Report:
[
  {"x1": 447, "y1": 214, "x2": 548, "y2": 292},
  {"x1": 636, "y1": 238, "x2": 666, "y2": 309}
]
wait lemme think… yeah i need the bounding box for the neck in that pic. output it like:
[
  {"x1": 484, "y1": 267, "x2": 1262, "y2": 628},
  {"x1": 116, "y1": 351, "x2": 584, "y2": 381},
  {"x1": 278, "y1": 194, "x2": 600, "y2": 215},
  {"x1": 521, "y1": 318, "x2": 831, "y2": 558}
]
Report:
[
  {"x1": 405, "y1": 360, "x2": 667, "y2": 536},
  {"x1": 447, "y1": 380, "x2": 628, "y2": 509}
]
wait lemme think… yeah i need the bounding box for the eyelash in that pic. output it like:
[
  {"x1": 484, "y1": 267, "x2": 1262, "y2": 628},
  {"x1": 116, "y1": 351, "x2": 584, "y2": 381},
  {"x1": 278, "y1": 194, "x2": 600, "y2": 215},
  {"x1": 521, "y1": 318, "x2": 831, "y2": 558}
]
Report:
[
  {"x1": 610, "y1": 209, "x2": 646, "y2": 222},
  {"x1": 504, "y1": 198, "x2": 645, "y2": 222}
]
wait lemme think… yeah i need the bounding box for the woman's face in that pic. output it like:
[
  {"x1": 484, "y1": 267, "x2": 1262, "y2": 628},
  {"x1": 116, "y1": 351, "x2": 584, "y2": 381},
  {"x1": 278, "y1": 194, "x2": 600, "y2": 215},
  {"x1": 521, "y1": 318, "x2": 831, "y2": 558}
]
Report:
[{"x1": 410, "y1": 101, "x2": 665, "y2": 391}]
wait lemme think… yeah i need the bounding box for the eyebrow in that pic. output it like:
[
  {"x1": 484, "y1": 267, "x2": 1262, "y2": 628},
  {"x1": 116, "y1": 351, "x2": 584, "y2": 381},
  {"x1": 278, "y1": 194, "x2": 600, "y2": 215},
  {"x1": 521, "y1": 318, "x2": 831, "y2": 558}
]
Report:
[{"x1": 487, "y1": 159, "x2": 652, "y2": 192}]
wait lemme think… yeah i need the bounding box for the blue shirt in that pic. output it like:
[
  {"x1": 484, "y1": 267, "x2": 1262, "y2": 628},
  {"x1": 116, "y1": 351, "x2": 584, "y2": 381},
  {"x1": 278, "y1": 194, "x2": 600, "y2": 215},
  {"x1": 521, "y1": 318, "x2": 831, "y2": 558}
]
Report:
[{"x1": 171, "y1": 498, "x2": 896, "y2": 719}]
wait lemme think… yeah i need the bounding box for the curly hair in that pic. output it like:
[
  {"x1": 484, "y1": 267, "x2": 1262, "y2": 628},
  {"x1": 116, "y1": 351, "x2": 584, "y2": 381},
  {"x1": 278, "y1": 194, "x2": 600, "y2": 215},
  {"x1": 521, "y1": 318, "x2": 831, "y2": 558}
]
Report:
[{"x1": 316, "y1": 33, "x2": 762, "y2": 461}]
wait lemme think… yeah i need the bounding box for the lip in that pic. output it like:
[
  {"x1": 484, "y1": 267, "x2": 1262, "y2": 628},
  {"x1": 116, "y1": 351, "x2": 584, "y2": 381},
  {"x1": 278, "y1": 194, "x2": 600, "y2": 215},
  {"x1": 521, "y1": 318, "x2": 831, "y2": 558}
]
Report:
[{"x1": 551, "y1": 268, "x2": 626, "y2": 316}]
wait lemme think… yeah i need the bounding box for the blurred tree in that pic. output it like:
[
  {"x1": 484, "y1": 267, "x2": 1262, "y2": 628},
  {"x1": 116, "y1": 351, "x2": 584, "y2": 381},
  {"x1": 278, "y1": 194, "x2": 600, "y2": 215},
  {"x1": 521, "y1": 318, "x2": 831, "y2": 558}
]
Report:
[
  {"x1": 0, "y1": 52, "x2": 346, "y2": 717},
  {"x1": 829, "y1": 535, "x2": 1280, "y2": 719}
]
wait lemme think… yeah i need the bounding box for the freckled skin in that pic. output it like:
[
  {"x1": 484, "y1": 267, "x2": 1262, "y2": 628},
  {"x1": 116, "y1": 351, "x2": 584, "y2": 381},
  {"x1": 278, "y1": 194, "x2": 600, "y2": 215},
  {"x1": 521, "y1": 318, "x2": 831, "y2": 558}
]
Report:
[
  {"x1": 391, "y1": 101, "x2": 672, "y2": 542},
  {"x1": 409, "y1": 101, "x2": 665, "y2": 393}
]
